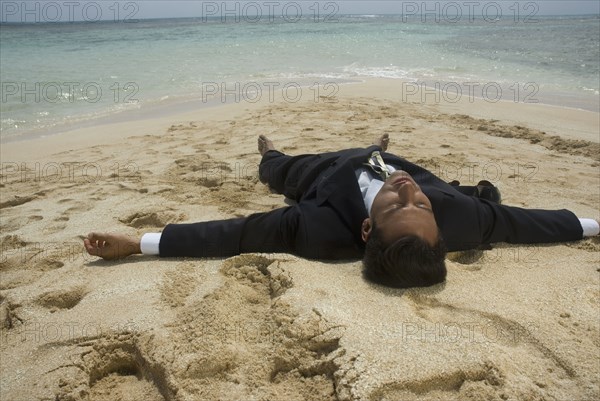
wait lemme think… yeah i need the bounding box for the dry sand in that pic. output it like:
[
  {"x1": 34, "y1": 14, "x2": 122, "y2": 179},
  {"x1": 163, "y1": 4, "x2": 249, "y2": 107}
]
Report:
[{"x1": 1, "y1": 78, "x2": 599, "y2": 401}]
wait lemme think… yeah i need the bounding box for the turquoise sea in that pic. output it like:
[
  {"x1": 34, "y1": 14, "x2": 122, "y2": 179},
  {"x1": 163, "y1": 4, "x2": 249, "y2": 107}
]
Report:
[{"x1": 1, "y1": 14, "x2": 599, "y2": 141}]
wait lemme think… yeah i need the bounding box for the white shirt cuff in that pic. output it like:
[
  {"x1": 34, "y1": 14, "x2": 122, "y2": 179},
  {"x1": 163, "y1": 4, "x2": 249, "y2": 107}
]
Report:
[
  {"x1": 579, "y1": 219, "x2": 600, "y2": 237},
  {"x1": 140, "y1": 233, "x2": 161, "y2": 255}
]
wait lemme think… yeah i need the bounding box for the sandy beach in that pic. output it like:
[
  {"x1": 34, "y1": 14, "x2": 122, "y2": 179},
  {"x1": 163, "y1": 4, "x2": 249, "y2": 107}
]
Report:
[{"x1": 1, "y1": 78, "x2": 599, "y2": 401}]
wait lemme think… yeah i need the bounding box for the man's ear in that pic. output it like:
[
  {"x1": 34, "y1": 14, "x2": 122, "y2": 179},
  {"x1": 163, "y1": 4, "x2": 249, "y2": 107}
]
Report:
[{"x1": 361, "y1": 218, "x2": 372, "y2": 242}]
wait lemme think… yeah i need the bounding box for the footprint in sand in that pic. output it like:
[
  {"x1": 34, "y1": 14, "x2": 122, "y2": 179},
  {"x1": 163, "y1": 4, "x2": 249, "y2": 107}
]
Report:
[
  {"x1": 36, "y1": 286, "x2": 87, "y2": 312},
  {"x1": 159, "y1": 262, "x2": 203, "y2": 308},
  {"x1": 56, "y1": 334, "x2": 170, "y2": 401},
  {"x1": 0, "y1": 235, "x2": 29, "y2": 271},
  {"x1": 0, "y1": 194, "x2": 36, "y2": 209},
  {"x1": 42, "y1": 221, "x2": 69, "y2": 235},
  {"x1": 0, "y1": 295, "x2": 23, "y2": 329},
  {"x1": 118, "y1": 210, "x2": 184, "y2": 229},
  {"x1": 57, "y1": 198, "x2": 74, "y2": 204},
  {"x1": 369, "y1": 362, "x2": 505, "y2": 401},
  {"x1": 1, "y1": 235, "x2": 28, "y2": 250},
  {"x1": 1, "y1": 246, "x2": 65, "y2": 277},
  {"x1": 64, "y1": 202, "x2": 89, "y2": 213}
]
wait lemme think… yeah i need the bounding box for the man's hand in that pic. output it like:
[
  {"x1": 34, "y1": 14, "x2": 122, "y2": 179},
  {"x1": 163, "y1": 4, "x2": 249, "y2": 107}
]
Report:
[{"x1": 84, "y1": 232, "x2": 142, "y2": 260}]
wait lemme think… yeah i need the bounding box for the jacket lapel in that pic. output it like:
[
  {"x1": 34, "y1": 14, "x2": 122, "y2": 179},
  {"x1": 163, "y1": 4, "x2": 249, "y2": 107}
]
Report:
[{"x1": 313, "y1": 147, "x2": 378, "y2": 242}]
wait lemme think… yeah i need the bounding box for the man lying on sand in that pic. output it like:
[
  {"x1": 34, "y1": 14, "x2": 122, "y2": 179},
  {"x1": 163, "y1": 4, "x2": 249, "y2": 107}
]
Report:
[{"x1": 84, "y1": 134, "x2": 599, "y2": 288}]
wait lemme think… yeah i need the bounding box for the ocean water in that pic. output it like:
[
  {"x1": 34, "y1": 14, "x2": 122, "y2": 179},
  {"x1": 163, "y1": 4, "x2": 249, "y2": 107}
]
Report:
[{"x1": 1, "y1": 15, "x2": 599, "y2": 141}]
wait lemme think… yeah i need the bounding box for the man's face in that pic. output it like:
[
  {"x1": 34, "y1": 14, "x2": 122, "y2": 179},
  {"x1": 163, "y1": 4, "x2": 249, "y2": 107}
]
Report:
[{"x1": 362, "y1": 170, "x2": 439, "y2": 246}]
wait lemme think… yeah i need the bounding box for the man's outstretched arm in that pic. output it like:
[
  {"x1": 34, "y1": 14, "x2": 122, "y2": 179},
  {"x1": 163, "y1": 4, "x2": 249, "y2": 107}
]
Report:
[
  {"x1": 84, "y1": 206, "x2": 302, "y2": 260},
  {"x1": 158, "y1": 207, "x2": 300, "y2": 257},
  {"x1": 481, "y1": 199, "x2": 600, "y2": 246}
]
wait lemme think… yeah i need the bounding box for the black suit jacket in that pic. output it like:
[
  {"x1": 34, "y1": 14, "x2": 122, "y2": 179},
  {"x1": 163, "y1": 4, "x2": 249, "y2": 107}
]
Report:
[{"x1": 159, "y1": 146, "x2": 583, "y2": 259}]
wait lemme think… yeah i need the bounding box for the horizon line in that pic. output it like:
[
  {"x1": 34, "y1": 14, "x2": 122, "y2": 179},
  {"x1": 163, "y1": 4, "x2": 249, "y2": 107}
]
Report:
[{"x1": 2, "y1": 12, "x2": 599, "y2": 25}]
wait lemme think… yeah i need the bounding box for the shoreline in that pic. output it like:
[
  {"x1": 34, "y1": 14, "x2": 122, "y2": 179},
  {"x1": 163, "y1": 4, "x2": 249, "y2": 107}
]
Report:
[
  {"x1": 0, "y1": 78, "x2": 361, "y2": 145},
  {"x1": 2, "y1": 77, "x2": 598, "y2": 155}
]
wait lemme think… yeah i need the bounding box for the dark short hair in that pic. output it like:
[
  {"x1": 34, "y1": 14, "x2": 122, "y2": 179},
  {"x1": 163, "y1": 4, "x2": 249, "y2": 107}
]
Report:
[{"x1": 363, "y1": 224, "x2": 447, "y2": 288}]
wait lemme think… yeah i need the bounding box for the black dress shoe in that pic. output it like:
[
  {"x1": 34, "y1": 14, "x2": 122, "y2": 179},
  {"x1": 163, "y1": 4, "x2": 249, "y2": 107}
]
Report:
[{"x1": 476, "y1": 180, "x2": 502, "y2": 203}]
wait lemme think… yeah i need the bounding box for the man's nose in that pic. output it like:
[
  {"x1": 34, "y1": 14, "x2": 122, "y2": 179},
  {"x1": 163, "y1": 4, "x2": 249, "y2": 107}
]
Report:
[{"x1": 397, "y1": 182, "x2": 416, "y2": 201}]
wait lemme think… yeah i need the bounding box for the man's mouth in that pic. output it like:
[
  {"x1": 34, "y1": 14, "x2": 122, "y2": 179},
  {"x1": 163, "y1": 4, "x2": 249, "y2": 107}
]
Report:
[{"x1": 392, "y1": 177, "x2": 411, "y2": 187}]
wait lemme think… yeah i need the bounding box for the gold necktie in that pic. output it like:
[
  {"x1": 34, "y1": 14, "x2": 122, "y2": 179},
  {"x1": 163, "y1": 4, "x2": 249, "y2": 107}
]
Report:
[{"x1": 366, "y1": 151, "x2": 390, "y2": 180}]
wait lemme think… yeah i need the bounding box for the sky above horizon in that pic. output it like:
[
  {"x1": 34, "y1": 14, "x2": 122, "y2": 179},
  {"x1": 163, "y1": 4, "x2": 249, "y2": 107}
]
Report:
[{"x1": 1, "y1": 1, "x2": 599, "y2": 23}]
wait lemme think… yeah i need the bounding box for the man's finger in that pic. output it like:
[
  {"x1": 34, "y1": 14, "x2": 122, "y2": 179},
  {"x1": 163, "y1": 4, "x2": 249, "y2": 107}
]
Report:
[
  {"x1": 83, "y1": 238, "x2": 101, "y2": 256},
  {"x1": 87, "y1": 232, "x2": 110, "y2": 242}
]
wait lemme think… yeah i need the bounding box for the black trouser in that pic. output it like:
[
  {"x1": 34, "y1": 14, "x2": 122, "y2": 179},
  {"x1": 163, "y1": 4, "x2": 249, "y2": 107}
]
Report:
[{"x1": 258, "y1": 150, "x2": 331, "y2": 201}]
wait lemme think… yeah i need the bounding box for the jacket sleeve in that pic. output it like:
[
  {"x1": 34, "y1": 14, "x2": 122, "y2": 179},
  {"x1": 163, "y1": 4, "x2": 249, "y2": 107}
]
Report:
[
  {"x1": 158, "y1": 206, "x2": 301, "y2": 257},
  {"x1": 481, "y1": 202, "x2": 583, "y2": 245}
]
